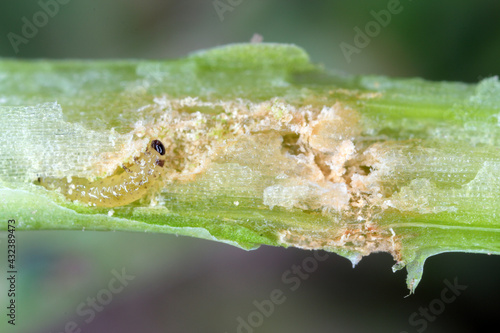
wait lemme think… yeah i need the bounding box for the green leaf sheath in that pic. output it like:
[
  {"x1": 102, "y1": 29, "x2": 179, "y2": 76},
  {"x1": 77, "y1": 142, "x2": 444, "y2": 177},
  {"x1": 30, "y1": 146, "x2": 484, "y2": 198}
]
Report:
[{"x1": 1, "y1": 43, "x2": 499, "y2": 291}]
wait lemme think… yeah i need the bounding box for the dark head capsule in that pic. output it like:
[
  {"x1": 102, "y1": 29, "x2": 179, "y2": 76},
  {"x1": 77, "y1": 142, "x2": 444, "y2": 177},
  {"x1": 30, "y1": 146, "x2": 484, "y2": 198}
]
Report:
[{"x1": 151, "y1": 139, "x2": 165, "y2": 155}]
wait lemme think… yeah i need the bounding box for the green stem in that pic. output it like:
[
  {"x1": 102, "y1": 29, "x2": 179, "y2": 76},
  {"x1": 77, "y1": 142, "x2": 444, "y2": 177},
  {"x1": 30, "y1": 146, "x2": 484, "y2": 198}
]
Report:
[{"x1": 1, "y1": 43, "x2": 499, "y2": 292}]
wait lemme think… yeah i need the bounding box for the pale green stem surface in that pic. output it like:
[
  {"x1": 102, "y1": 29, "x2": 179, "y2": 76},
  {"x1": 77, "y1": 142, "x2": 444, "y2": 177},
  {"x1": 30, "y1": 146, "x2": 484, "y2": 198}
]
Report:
[{"x1": 0, "y1": 43, "x2": 499, "y2": 292}]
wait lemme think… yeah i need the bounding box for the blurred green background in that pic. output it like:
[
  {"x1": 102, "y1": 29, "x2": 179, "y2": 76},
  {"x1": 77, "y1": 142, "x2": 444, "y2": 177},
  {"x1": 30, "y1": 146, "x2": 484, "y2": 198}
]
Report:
[{"x1": 1, "y1": 0, "x2": 499, "y2": 332}]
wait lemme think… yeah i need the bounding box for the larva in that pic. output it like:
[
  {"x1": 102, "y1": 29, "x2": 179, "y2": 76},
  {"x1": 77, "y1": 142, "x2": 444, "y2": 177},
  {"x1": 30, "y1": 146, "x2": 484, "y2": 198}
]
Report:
[{"x1": 39, "y1": 140, "x2": 167, "y2": 208}]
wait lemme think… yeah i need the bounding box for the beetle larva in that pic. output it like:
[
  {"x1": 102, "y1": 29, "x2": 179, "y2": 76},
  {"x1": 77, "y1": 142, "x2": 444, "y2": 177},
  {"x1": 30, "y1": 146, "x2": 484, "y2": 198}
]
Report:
[{"x1": 39, "y1": 139, "x2": 167, "y2": 207}]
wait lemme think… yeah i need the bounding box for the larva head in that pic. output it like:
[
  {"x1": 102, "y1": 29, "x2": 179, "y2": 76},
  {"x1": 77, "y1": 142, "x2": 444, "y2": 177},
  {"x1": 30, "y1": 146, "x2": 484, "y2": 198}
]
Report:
[
  {"x1": 151, "y1": 139, "x2": 166, "y2": 168},
  {"x1": 151, "y1": 140, "x2": 165, "y2": 156}
]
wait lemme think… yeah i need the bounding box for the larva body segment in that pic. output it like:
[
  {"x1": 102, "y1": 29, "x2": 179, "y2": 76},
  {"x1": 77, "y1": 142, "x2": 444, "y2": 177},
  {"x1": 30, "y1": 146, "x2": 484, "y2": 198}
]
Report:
[{"x1": 39, "y1": 140, "x2": 167, "y2": 208}]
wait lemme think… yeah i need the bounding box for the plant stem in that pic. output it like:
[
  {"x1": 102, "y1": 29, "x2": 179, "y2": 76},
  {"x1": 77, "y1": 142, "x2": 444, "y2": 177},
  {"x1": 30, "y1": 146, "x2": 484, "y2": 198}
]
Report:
[{"x1": 1, "y1": 43, "x2": 499, "y2": 292}]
